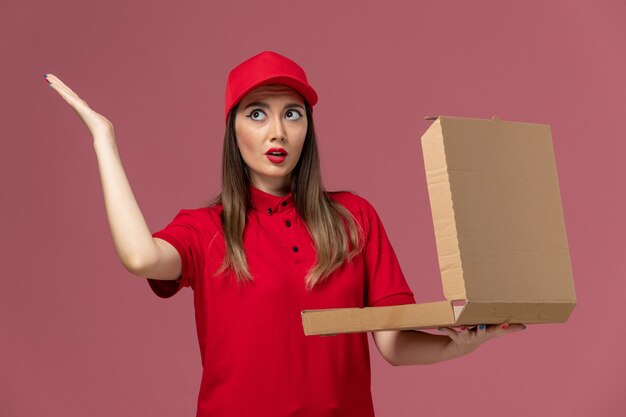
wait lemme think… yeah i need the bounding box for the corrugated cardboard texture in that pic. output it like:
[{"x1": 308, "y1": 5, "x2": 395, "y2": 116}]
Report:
[{"x1": 421, "y1": 116, "x2": 576, "y2": 304}]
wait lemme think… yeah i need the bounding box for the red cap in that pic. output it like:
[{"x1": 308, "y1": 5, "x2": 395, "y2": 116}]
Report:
[{"x1": 224, "y1": 50, "x2": 318, "y2": 124}]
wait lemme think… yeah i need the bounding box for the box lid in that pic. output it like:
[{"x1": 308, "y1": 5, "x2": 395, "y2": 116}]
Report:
[{"x1": 421, "y1": 115, "x2": 576, "y2": 304}]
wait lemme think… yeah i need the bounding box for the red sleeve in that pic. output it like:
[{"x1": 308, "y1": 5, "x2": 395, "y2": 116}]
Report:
[
  {"x1": 361, "y1": 198, "x2": 416, "y2": 307},
  {"x1": 146, "y1": 209, "x2": 203, "y2": 298}
]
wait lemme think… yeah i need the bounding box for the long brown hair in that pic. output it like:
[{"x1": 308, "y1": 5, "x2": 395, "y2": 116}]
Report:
[{"x1": 206, "y1": 97, "x2": 364, "y2": 291}]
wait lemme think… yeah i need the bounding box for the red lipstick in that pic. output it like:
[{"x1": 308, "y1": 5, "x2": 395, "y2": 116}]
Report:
[{"x1": 265, "y1": 147, "x2": 288, "y2": 164}]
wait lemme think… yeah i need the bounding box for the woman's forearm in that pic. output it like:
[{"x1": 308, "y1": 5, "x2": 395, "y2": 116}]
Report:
[
  {"x1": 44, "y1": 74, "x2": 159, "y2": 272},
  {"x1": 390, "y1": 330, "x2": 464, "y2": 366},
  {"x1": 390, "y1": 323, "x2": 526, "y2": 366},
  {"x1": 93, "y1": 134, "x2": 158, "y2": 271}
]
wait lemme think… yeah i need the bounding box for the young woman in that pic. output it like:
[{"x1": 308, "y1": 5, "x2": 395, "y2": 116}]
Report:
[{"x1": 45, "y1": 50, "x2": 524, "y2": 417}]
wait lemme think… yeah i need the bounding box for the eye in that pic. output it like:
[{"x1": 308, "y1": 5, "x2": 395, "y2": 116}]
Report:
[
  {"x1": 246, "y1": 109, "x2": 267, "y2": 121},
  {"x1": 285, "y1": 109, "x2": 303, "y2": 121}
]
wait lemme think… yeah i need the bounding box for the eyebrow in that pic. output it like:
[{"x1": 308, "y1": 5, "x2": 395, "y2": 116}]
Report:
[{"x1": 243, "y1": 101, "x2": 305, "y2": 111}]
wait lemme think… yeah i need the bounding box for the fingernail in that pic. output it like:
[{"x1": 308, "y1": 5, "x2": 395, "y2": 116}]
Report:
[{"x1": 501, "y1": 323, "x2": 509, "y2": 329}]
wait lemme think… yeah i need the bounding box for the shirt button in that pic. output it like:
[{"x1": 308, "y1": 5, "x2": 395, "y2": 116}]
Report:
[
  {"x1": 292, "y1": 246, "x2": 299, "y2": 252},
  {"x1": 267, "y1": 208, "x2": 272, "y2": 215},
  {"x1": 285, "y1": 220, "x2": 291, "y2": 227},
  {"x1": 281, "y1": 201, "x2": 287, "y2": 207}
]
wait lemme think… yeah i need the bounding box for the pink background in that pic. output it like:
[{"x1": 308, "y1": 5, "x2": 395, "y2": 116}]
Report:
[{"x1": 2, "y1": 0, "x2": 625, "y2": 416}]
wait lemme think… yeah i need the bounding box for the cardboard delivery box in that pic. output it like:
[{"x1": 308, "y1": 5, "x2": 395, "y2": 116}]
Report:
[{"x1": 301, "y1": 115, "x2": 576, "y2": 336}]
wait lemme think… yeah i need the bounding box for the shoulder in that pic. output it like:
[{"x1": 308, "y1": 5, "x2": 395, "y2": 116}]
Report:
[
  {"x1": 177, "y1": 205, "x2": 221, "y2": 217},
  {"x1": 327, "y1": 189, "x2": 377, "y2": 219},
  {"x1": 173, "y1": 205, "x2": 223, "y2": 231}
]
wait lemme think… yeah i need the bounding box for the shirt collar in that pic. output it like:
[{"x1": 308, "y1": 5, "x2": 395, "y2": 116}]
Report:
[{"x1": 248, "y1": 183, "x2": 294, "y2": 215}]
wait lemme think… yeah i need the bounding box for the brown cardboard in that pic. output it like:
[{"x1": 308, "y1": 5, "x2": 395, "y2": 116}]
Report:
[{"x1": 301, "y1": 115, "x2": 576, "y2": 336}]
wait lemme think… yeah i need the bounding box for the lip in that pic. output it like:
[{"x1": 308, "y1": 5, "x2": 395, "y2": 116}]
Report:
[
  {"x1": 266, "y1": 155, "x2": 286, "y2": 164},
  {"x1": 265, "y1": 147, "x2": 288, "y2": 156}
]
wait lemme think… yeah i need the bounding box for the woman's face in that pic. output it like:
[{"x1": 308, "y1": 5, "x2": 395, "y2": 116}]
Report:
[{"x1": 234, "y1": 84, "x2": 308, "y2": 195}]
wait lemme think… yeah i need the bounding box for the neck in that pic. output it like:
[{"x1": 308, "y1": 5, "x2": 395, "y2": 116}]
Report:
[{"x1": 250, "y1": 176, "x2": 291, "y2": 197}]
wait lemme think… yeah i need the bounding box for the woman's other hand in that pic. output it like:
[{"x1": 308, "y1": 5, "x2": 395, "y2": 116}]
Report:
[
  {"x1": 44, "y1": 73, "x2": 115, "y2": 140},
  {"x1": 438, "y1": 323, "x2": 527, "y2": 357}
]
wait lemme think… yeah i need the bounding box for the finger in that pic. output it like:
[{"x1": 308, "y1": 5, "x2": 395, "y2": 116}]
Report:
[
  {"x1": 453, "y1": 325, "x2": 469, "y2": 342},
  {"x1": 46, "y1": 78, "x2": 81, "y2": 105},
  {"x1": 456, "y1": 325, "x2": 470, "y2": 341},
  {"x1": 488, "y1": 322, "x2": 526, "y2": 338},
  {"x1": 507, "y1": 323, "x2": 527, "y2": 332},
  {"x1": 476, "y1": 323, "x2": 487, "y2": 338},
  {"x1": 45, "y1": 74, "x2": 87, "y2": 106},
  {"x1": 45, "y1": 74, "x2": 78, "y2": 97},
  {"x1": 46, "y1": 79, "x2": 93, "y2": 121},
  {"x1": 482, "y1": 322, "x2": 506, "y2": 338},
  {"x1": 50, "y1": 88, "x2": 91, "y2": 121},
  {"x1": 437, "y1": 327, "x2": 459, "y2": 343}
]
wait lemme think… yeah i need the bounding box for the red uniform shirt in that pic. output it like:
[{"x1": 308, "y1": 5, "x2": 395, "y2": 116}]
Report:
[{"x1": 147, "y1": 184, "x2": 415, "y2": 417}]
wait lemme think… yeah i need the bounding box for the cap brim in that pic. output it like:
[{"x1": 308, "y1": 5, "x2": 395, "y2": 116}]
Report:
[{"x1": 232, "y1": 75, "x2": 318, "y2": 111}]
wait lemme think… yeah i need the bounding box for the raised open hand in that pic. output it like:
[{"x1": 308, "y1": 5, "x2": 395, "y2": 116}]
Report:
[{"x1": 44, "y1": 73, "x2": 115, "y2": 139}]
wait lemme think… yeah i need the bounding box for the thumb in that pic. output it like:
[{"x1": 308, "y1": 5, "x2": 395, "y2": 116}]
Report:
[{"x1": 508, "y1": 323, "x2": 527, "y2": 332}]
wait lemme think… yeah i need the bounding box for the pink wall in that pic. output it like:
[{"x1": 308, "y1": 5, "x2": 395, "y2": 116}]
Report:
[{"x1": 2, "y1": 0, "x2": 625, "y2": 416}]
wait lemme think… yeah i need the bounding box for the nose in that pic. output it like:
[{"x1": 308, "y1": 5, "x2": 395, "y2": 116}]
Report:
[{"x1": 269, "y1": 113, "x2": 287, "y2": 142}]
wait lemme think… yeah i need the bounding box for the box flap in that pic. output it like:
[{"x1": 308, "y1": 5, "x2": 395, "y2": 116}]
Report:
[
  {"x1": 420, "y1": 116, "x2": 576, "y2": 304},
  {"x1": 301, "y1": 301, "x2": 456, "y2": 336}
]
